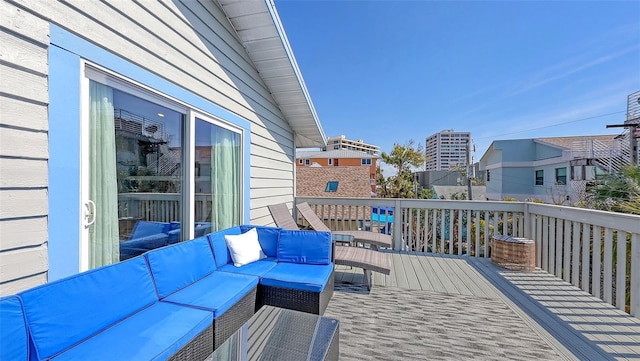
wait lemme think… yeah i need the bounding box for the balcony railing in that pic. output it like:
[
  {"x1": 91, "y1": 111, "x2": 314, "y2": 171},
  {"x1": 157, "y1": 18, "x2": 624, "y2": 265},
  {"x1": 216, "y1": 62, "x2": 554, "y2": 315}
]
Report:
[{"x1": 296, "y1": 196, "x2": 640, "y2": 317}]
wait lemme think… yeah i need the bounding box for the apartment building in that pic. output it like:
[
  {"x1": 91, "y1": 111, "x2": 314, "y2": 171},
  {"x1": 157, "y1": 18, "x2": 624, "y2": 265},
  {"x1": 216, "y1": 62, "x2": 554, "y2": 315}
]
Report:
[
  {"x1": 296, "y1": 149, "x2": 379, "y2": 195},
  {"x1": 325, "y1": 135, "x2": 380, "y2": 155},
  {"x1": 425, "y1": 130, "x2": 471, "y2": 171}
]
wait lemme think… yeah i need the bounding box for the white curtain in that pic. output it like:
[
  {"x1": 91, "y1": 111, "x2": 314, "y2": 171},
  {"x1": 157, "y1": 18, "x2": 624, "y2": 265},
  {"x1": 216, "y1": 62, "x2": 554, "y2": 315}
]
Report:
[
  {"x1": 89, "y1": 81, "x2": 120, "y2": 267},
  {"x1": 211, "y1": 127, "x2": 240, "y2": 230}
]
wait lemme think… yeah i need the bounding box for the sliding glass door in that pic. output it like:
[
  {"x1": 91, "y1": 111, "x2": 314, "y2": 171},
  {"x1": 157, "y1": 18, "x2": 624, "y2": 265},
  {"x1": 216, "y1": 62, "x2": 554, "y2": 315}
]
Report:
[{"x1": 83, "y1": 69, "x2": 245, "y2": 270}]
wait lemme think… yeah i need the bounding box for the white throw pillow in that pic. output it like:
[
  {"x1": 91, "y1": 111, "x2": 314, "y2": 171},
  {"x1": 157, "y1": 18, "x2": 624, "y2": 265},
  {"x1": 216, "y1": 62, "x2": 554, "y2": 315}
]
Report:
[{"x1": 224, "y1": 228, "x2": 266, "y2": 267}]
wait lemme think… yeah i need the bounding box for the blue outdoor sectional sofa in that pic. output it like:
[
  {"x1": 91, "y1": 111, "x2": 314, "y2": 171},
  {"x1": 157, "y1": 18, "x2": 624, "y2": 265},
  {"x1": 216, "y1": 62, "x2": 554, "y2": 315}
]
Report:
[{"x1": 0, "y1": 225, "x2": 334, "y2": 360}]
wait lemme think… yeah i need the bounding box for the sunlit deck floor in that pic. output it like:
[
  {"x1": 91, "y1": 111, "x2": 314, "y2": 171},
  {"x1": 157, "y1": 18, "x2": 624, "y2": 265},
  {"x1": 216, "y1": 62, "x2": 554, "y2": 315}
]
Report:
[{"x1": 326, "y1": 251, "x2": 640, "y2": 361}]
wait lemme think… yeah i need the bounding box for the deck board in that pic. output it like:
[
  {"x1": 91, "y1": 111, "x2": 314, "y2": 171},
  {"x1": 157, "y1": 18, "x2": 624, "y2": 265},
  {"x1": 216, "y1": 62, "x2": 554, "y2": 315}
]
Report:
[{"x1": 332, "y1": 251, "x2": 640, "y2": 360}]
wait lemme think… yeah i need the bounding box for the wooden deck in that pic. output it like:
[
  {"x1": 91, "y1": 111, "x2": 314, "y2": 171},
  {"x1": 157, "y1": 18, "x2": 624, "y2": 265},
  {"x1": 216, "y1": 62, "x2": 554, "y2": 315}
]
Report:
[{"x1": 331, "y1": 251, "x2": 640, "y2": 360}]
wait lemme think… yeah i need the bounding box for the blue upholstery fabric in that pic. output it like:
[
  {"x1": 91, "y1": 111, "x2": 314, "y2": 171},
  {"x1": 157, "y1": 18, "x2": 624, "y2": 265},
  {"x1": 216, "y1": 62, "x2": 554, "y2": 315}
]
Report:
[
  {"x1": 260, "y1": 263, "x2": 333, "y2": 292},
  {"x1": 19, "y1": 257, "x2": 157, "y2": 360},
  {"x1": 167, "y1": 228, "x2": 181, "y2": 244},
  {"x1": 0, "y1": 295, "x2": 29, "y2": 361},
  {"x1": 277, "y1": 230, "x2": 332, "y2": 265},
  {"x1": 145, "y1": 237, "x2": 216, "y2": 299},
  {"x1": 51, "y1": 302, "x2": 212, "y2": 361},
  {"x1": 208, "y1": 226, "x2": 242, "y2": 268},
  {"x1": 130, "y1": 221, "x2": 170, "y2": 240},
  {"x1": 194, "y1": 222, "x2": 213, "y2": 237},
  {"x1": 240, "y1": 225, "x2": 281, "y2": 258},
  {"x1": 119, "y1": 233, "x2": 169, "y2": 260},
  {"x1": 162, "y1": 272, "x2": 259, "y2": 318},
  {"x1": 217, "y1": 258, "x2": 278, "y2": 277}
]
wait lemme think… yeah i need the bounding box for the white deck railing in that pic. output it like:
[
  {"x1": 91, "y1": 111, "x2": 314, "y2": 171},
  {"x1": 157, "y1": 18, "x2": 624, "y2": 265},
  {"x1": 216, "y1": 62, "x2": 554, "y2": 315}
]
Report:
[{"x1": 296, "y1": 197, "x2": 640, "y2": 317}]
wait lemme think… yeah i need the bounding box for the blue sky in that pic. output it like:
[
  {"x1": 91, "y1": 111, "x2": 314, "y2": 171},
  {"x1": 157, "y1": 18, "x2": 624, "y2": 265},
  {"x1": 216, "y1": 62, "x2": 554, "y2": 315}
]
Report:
[{"x1": 275, "y1": 0, "x2": 640, "y2": 174}]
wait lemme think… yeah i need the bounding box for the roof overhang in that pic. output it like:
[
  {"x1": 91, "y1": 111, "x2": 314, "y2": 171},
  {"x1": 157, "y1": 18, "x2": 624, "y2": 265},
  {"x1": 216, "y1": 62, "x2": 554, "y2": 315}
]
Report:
[{"x1": 216, "y1": 0, "x2": 326, "y2": 148}]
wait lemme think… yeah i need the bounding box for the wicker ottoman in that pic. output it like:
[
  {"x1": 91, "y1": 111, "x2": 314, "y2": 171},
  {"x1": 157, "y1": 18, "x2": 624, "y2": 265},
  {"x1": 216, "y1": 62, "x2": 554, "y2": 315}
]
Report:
[{"x1": 491, "y1": 235, "x2": 535, "y2": 271}]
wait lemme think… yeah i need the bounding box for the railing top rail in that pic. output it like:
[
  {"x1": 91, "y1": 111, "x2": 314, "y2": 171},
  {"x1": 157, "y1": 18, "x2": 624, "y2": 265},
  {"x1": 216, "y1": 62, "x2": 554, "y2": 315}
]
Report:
[
  {"x1": 295, "y1": 197, "x2": 525, "y2": 212},
  {"x1": 296, "y1": 197, "x2": 640, "y2": 234},
  {"x1": 526, "y1": 202, "x2": 640, "y2": 234}
]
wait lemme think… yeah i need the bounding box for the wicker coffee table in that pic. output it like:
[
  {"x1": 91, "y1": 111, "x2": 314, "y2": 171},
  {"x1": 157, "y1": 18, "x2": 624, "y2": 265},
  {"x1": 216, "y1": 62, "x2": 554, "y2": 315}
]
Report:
[{"x1": 207, "y1": 305, "x2": 339, "y2": 361}]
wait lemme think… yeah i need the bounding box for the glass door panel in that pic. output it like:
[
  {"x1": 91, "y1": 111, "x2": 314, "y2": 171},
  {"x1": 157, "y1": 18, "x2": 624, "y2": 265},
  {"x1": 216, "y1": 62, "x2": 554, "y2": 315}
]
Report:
[
  {"x1": 194, "y1": 118, "x2": 241, "y2": 233},
  {"x1": 87, "y1": 81, "x2": 185, "y2": 267}
]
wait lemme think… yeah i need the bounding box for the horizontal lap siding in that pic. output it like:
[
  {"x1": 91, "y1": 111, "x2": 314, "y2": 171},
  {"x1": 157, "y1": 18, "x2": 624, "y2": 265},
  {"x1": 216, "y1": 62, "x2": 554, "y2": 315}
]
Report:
[
  {"x1": 40, "y1": 1, "x2": 297, "y2": 211},
  {"x1": 1, "y1": 0, "x2": 299, "y2": 293},
  {"x1": 0, "y1": 0, "x2": 50, "y2": 295}
]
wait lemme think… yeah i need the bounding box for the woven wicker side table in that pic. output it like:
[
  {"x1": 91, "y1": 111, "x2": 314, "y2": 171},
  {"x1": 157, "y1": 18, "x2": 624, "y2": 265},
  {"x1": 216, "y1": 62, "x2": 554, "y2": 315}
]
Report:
[{"x1": 491, "y1": 235, "x2": 535, "y2": 271}]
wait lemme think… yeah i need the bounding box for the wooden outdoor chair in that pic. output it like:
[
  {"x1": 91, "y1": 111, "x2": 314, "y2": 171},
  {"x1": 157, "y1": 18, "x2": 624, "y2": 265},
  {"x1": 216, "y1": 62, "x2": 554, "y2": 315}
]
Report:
[
  {"x1": 268, "y1": 203, "x2": 391, "y2": 290},
  {"x1": 295, "y1": 202, "x2": 392, "y2": 250}
]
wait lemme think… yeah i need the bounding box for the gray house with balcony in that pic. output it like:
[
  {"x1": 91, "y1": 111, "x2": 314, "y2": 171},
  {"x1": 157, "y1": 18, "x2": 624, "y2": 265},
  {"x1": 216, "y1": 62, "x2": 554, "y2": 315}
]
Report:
[
  {"x1": 479, "y1": 135, "x2": 628, "y2": 204},
  {"x1": 0, "y1": 1, "x2": 325, "y2": 295}
]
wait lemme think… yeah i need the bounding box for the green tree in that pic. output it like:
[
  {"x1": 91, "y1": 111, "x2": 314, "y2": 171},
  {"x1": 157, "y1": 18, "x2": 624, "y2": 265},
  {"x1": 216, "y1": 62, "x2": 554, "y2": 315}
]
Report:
[
  {"x1": 587, "y1": 165, "x2": 640, "y2": 214},
  {"x1": 379, "y1": 140, "x2": 426, "y2": 198}
]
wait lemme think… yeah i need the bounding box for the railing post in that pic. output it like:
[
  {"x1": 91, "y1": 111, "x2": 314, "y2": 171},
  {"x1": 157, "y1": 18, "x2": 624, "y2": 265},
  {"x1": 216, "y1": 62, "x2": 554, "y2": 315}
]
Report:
[
  {"x1": 392, "y1": 199, "x2": 403, "y2": 251},
  {"x1": 631, "y1": 233, "x2": 639, "y2": 317},
  {"x1": 523, "y1": 202, "x2": 531, "y2": 240}
]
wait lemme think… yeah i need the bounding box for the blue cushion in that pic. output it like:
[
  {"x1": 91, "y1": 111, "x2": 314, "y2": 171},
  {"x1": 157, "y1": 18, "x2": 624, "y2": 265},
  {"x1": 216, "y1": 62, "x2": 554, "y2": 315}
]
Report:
[
  {"x1": 162, "y1": 272, "x2": 259, "y2": 318},
  {"x1": 0, "y1": 295, "x2": 29, "y2": 361},
  {"x1": 240, "y1": 225, "x2": 281, "y2": 258},
  {"x1": 167, "y1": 228, "x2": 181, "y2": 244},
  {"x1": 19, "y1": 257, "x2": 158, "y2": 360},
  {"x1": 207, "y1": 226, "x2": 242, "y2": 268},
  {"x1": 130, "y1": 221, "x2": 171, "y2": 239},
  {"x1": 145, "y1": 236, "x2": 216, "y2": 299},
  {"x1": 54, "y1": 302, "x2": 212, "y2": 360},
  {"x1": 260, "y1": 263, "x2": 334, "y2": 293},
  {"x1": 277, "y1": 230, "x2": 332, "y2": 265},
  {"x1": 195, "y1": 222, "x2": 213, "y2": 237},
  {"x1": 119, "y1": 233, "x2": 169, "y2": 260},
  {"x1": 217, "y1": 258, "x2": 278, "y2": 277}
]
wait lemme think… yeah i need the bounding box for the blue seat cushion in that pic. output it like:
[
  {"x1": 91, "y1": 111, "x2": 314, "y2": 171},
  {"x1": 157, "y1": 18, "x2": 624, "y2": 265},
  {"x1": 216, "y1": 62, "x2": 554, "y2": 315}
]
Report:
[
  {"x1": 208, "y1": 226, "x2": 243, "y2": 268},
  {"x1": 119, "y1": 233, "x2": 169, "y2": 260},
  {"x1": 19, "y1": 257, "x2": 158, "y2": 360},
  {"x1": 195, "y1": 222, "x2": 213, "y2": 237},
  {"x1": 54, "y1": 302, "x2": 212, "y2": 360},
  {"x1": 260, "y1": 263, "x2": 334, "y2": 293},
  {"x1": 145, "y1": 236, "x2": 216, "y2": 299},
  {"x1": 130, "y1": 221, "x2": 171, "y2": 239},
  {"x1": 0, "y1": 295, "x2": 29, "y2": 361},
  {"x1": 277, "y1": 230, "x2": 332, "y2": 265},
  {"x1": 240, "y1": 225, "x2": 281, "y2": 258},
  {"x1": 217, "y1": 258, "x2": 278, "y2": 277},
  {"x1": 162, "y1": 272, "x2": 259, "y2": 318}
]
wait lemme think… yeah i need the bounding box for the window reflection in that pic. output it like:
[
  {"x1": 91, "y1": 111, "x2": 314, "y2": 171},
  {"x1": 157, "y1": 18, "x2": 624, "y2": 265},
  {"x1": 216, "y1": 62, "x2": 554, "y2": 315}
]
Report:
[
  {"x1": 111, "y1": 89, "x2": 184, "y2": 261},
  {"x1": 194, "y1": 119, "x2": 241, "y2": 232}
]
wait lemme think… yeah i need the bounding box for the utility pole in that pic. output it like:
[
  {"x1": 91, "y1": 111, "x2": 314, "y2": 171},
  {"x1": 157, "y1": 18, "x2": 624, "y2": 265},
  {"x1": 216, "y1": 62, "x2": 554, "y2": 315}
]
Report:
[{"x1": 466, "y1": 140, "x2": 473, "y2": 200}]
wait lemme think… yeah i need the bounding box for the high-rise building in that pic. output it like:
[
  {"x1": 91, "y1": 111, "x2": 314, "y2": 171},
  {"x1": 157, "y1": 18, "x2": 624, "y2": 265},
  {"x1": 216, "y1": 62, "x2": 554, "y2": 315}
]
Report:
[
  {"x1": 325, "y1": 135, "x2": 380, "y2": 155},
  {"x1": 425, "y1": 130, "x2": 471, "y2": 171}
]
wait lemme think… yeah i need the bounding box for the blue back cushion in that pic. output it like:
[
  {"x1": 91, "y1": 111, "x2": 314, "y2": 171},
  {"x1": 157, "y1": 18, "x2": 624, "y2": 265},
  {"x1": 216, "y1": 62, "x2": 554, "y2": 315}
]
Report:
[
  {"x1": 130, "y1": 221, "x2": 170, "y2": 240},
  {"x1": 277, "y1": 230, "x2": 332, "y2": 265},
  {"x1": 19, "y1": 257, "x2": 157, "y2": 360},
  {"x1": 0, "y1": 295, "x2": 29, "y2": 361},
  {"x1": 207, "y1": 226, "x2": 242, "y2": 267},
  {"x1": 240, "y1": 225, "x2": 281, "y2": 258},
  {"x1": 145, "y1": 236, "x2": 216, "y2": 299}
]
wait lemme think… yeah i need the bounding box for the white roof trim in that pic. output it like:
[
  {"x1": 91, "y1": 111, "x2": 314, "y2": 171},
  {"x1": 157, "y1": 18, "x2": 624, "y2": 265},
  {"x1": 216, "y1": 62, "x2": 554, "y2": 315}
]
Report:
[{"x1": 216, "y1": 0, "x2": 326, "y2": 148}]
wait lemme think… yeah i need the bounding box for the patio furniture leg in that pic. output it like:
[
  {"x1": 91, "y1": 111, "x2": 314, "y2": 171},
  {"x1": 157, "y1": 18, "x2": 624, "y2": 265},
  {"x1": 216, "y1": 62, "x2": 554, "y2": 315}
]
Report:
[{"x1": 363, "y1": 269, "x2": 372, "y2": 290}]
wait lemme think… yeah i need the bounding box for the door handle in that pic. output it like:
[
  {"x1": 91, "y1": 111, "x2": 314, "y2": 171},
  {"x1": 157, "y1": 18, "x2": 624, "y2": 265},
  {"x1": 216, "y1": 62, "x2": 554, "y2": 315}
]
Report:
[{"x1": 85, "y1": 200, "x2": 96, "y2": 227}]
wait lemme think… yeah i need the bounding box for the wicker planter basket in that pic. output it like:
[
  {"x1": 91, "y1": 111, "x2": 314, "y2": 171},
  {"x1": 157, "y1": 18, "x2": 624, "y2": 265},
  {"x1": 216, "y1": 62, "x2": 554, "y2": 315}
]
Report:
[{"x1": 491, "y1": 235, "x2": 535, "y2": 272}]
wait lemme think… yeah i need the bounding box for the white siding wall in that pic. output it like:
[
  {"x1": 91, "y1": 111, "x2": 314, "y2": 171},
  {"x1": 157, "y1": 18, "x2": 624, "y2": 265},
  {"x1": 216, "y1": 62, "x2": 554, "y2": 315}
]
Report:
[
  {"x1": 0, "y1": 0, "x2": 50, "y2": 295},
  {"x1": 0, "y1": 0, "x2": 298, "y2": 294}
]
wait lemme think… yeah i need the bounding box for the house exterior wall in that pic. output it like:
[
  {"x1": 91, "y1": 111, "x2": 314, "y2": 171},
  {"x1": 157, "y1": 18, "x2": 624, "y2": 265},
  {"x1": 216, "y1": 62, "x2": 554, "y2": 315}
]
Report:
[
  {"x1": 482, "y1": 139, "x2": 571, "y2": 203},
  {"x1": 297, "y1": 157, "x2": 377, "y2": 193},
  {"x1": 0, "y1": 1, "x2": 50, "y2": 295},
  {"x1": 0, "y1": 0, "x2": 298, "y2": 295}
]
